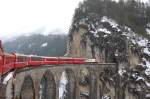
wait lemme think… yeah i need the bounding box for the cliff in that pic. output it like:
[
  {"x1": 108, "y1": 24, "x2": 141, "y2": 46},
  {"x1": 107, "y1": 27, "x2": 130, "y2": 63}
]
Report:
[{"x1": 68, "y1": 0, "x2": 150, "y2": 98}]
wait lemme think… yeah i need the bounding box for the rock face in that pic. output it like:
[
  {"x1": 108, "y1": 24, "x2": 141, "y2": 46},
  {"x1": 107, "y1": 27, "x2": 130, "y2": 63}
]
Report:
[
  {"x1": 0, "y1": 83, "x2": 6, "y2": 99},
  {"x1": 68, "y1": 13, "x2": 150, "y2": 99}
]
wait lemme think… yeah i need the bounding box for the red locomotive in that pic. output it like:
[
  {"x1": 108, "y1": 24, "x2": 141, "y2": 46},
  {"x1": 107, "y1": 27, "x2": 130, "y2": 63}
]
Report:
[{"x1": 0, "y1": 40, "x2": 96, "y2": 75}]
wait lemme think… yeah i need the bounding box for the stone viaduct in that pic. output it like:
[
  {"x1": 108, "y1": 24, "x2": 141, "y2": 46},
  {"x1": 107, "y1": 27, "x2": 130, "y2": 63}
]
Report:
[{"x1": 0, "y1": 63, "x2": 116, "y2": 99}]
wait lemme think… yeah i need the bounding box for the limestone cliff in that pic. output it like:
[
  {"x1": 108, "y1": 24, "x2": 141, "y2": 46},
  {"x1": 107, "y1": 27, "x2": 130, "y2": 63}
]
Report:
[{"x1": 68, "y1": 0, "x2": 150, "y2": 98}]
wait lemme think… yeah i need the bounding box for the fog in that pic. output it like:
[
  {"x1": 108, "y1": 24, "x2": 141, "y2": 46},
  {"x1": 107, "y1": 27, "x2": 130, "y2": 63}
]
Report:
[
  {"x1": 0, "y1": 0, "x2": 149, "y2": 41},
  {"x1": 0, "y1": 0, "x2": 83, "y2": 41}
]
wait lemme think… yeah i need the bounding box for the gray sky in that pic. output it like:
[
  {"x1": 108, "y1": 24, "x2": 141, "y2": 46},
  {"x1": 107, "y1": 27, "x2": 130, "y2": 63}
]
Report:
[
  {"x1": 0, "y1": 0, "x2": 149, "y2": 41},
  {"x1": 0, "y1": 0, "x2": 83, "y2": 41}
]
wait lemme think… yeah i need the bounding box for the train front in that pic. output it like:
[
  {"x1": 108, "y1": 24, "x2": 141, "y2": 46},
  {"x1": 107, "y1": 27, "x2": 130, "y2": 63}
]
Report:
[{"x1": 0, "y1": 40, "x2": 4, "y2": 77}]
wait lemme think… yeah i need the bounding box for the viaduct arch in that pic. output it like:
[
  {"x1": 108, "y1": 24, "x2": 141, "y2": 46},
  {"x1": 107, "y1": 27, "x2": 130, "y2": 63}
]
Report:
[{"x1": 2, "y1": 63, "x2": 116, "y2": 99}]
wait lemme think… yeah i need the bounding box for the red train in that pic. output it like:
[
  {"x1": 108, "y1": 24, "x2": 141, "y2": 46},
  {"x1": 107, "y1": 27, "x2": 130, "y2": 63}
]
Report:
[{"x1": 0, "y1": 40, "x2": 96, "y2": 75}]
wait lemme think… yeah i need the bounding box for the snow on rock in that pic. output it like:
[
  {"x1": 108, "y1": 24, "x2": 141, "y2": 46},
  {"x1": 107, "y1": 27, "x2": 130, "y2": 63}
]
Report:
[
  {"x1": 41, "y1": 42, "x2": 48, "y2": 47},
  {"x1": 147, "y1": 23, "x2": 150, "y2": 27},
  {"x1": 121, "y1": 25, "x2": 149, "y2": 49},
  {"x1": 145, "y1": 68, "x2": 150, "y2": 76},
  {"x1": 131, "y1": 39, "x2": 136, "y2": 45},
  {"x1": 145, "y1": 81, "x2": 150, "y2": 87},
  {"x1": 145, "y1": 60, "x2": 150, "y2": 69},
  {"x1": 146, "y1": 94, "x2": 150, "y2": 98},
  {"x1": 98, "y1": 28, "x2": 111, "y2": 34},
  {"x1": 101, "y1": 16, "x2": 118, "y2": 28},
  {"x1": 132, "y1": 73, "x2": 138, "y2": 79},
  {"x1": 142, "y1": 58, "x2": 150, "y2": 76},
  {"x1": 118, "y1": 68, "x2": 126, "y2": 76},
  {"x1": 102, "y1": 95, "x2": 111, "y2": 99},
  {"x1": 59, "y1": 71, "x2": 68, "y2": 99},
  {"x1": 101, "y1": 16, "x2": 121, "y2": 32},
  {"x1": 146, "y1": 28, "x2": 150, "y2": 35},
  {"x1": 3, "y1": 72, "x2": 14, "y2": 85},
  {"x1": 76, "y1": 16, "x2": 149, "y2": 50},
  {"x1": 143, "y1": 47, "x2": 150, "y2": 56},
  {"x1": 137, "y1": 39, "x2": 148, "y2": 47},
  {"x1": 103, "y1": 35, "x2": 108, "y2": 37},
  {"x1": 90, "y1": 30, "x2": 98, "y2": 34},
  {"x1": 136, "y1": 76, "x2": 145, "y2": 81},
  {"x1": 39, "y1": 84, "x2": 42, "y2": 99}
]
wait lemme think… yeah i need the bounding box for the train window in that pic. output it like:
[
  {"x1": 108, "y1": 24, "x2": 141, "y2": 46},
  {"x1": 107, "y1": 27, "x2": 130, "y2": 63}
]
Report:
[
  {"x1": 4, "y1": 54, "x2": 15, "y2": 64},
  {"x1": 31, "y1": 56, "x2": 42, "y2": 61},
  {"x1": 17, "y1": 56, "x2": 29, "y2": 62},
  {"x1": 45, "y1": 58, "x2": 57, "y2": 61}
]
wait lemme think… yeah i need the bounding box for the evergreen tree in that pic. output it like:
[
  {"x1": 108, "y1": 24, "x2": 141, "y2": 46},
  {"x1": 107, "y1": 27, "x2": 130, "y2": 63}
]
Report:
[{"x1": 71, "y1": 0, "x2": 150, "y2": 39}]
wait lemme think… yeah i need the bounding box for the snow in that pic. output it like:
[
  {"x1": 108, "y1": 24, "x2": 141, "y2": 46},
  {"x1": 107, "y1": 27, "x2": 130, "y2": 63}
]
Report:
[
  {"x1": 41, "y1": 42, "x2": 48, "y2": 47},
  {"x1": 146, "y1": 94, "x2": 150, "y2": 98},
  {"x1": 143, "y1": 47, "x2": 150, "y2": 56},
  {"x1": 101, "y1": 16, "x2": 121, "y2": 32},
  {"x1": 59, "y1": 71, "x2": 68, "y2": 99},
  {"x1": 146, "y1": 60, "x2": 150, "y2": 68},
  {"x1": 114, "y1": 53, "x2": 119, "y2": 57},
  {"x1": 80, "y1": 92, "x2": 89, "y2": 96},
  {"x1": 146, "y1": 28, "x2": 150, "y2": 35},
  {"x1": 136, "y1": 76, "x2": 145, "y2": 81},
  {"x1": 102, "y1": 95, "x2": 110, "y2": 99},
  {"x1": 145, "y1": 68, "x2": 150, "y2": 76},
  {"x1": 125, "y1": 26, "x2": 132, "y2": 32},
  {"x1": 137, "y1": 39, "x2": 148, "y2": 47},
  {"x1": 90, "y1": 30, "x2": 97, "y2": 34},
  {"x1": 98, "y1": 28, "x2": 111, "y2": 34},
  {"x1": 144, "y1": 59, "x2": 150, "y2": 76},
  {"x1": 3, "y1": 72, "x2": 14, "y2": 85},
  {"x1": 103, "y1": 35, "x2": 108, "y2": 37},
  {"x1": 39, "y1": 84, "x2": 43, "y2": 99},
  {"x1": 101, "y1": 16, "x2": 118, "y2": 28},
  {"x1": 91, "y1": 24, "x2": 96, "y2": 29},
  {"x1": 131, "y1": 39, "x2": 136, "y2": 45},
  {"x1": 132, "y1": 73, "x2": 137, "y2": 78},
  {"x1": 121, "y1": 26, "x2": 149, "y2": 49},
  {"x1": 145, "y1": 81, "x2": 150, "y2": 87},
  {"x1": 118, "y1": 69, "x2": 126, "y2": 76}
]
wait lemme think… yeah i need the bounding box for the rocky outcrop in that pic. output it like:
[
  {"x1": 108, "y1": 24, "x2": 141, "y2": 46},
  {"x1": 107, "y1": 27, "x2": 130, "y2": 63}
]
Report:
[{"x1": 68, "y1": 14, "x2": 150, "y2": 99}]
